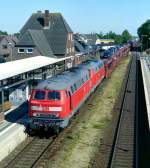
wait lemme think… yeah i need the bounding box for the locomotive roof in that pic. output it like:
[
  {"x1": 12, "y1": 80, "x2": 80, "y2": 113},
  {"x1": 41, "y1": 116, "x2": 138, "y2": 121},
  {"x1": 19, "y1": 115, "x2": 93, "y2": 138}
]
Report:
[{"x1": 36, "y1": 60, "x2": 104, "y2": 90}]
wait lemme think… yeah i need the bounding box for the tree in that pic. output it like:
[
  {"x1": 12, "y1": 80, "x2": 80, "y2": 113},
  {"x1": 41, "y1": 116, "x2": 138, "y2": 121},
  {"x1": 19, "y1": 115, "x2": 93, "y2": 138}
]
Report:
[
  {"x1": 137, "y1": 20, "x2": 150, "y2": 50},
  {"x1": 97, "y1": 31, "x2": 103, "y2": 38},
  {"x1": 121, "y1": 29, "x2": 132, "y2": 44},
  {"x1": 115, "y1": 35, "x2": 123, "y2": 44},
  {"x1": 14, "y1": 32, "x2": 20, "y2": 39},
  {"x1": 103, "y1": 31, "x2": 117, "y2": 39},
  {"x1": 97, "y1": 30, "x2": 132, "y2": 45},
  {"x1": 0, "y1": 30, "x2": 8, "y2": 35}
]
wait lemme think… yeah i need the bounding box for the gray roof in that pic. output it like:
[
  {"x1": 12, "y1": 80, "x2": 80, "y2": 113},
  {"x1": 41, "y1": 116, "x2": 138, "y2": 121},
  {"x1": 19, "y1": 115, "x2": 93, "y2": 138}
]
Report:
[
  {"x1": 0, "y1": 35, "x2": 6, "y2": 43},
  {"x1": 29, "y1": 30, "x2": 54, "y2": 57},
  {"x1": 19, "y1": 12, "x2": 73, "y2": 55},
  {"x1": 82, "y1": 34, "x2": 98, "y2": 45},
  {"x1": 74, "y1": 34, "x2": 91, "y2": 54},
  {"x1": 20, "y1": 14, "x2": 44, "y2": 35},
  {"x1": 0, "y1": 35, "x2": 18, "y2": 47},
  {"x1": 74, "y1": 39, "x2": 85, "y2": 53},
  {"x1": 36, "y1": 60, "x2": 104, "y2": 91},
  {"x1": 16, "y1": 30, "x2": 55, "y2": 57},
  {"x1": 16, "y1": 30, "x2": 35, "y2": 47}
]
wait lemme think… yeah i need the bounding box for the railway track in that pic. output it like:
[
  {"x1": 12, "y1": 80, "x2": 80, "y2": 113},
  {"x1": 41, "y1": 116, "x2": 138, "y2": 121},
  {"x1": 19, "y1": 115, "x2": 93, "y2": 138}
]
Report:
[
  {"x1": 0, "y1": 107, "x2": 85, "y2": 168},
  {"x1": 1, "y1": 137, "x2": 53, "y2": 168},
  {"x1": 107, "y1": 53, "x2": 137, "y2": 167}
]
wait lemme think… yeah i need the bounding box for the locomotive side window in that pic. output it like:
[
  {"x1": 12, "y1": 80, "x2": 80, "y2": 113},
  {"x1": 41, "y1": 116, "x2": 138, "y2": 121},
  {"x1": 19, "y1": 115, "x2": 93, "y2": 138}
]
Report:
[
  {"x1": 34, "y1": 90, "x2": 45, "y2": 100},
  {"x1": 76, "y1": 80, "x2": 80, "y2": 88},
  {"x1": 86, "y1": 74, "x2": 89, "y2": 80},
  {"x1": 48, "y1": 91, "x2": 60, "y2": 100},
  {"x1": 78, "y1": 80, "x2": 82, "y2": 87},
  {"x1": 74, "y1": 83, "x2": 77, "y2": 91},
  {"x1": 71, "y1": 86, "x2": 74, "y2": 93}
]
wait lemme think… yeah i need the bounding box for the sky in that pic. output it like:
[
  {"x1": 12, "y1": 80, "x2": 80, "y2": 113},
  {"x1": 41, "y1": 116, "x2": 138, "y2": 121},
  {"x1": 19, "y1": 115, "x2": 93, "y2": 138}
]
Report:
[{"x1": 0, "y1": 0, "x2": 150, "y2": 36}]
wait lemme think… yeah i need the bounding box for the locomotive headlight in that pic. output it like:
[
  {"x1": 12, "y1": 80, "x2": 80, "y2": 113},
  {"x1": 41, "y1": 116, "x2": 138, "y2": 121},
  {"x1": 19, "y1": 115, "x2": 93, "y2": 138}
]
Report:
[
  {"x1": 49, "y1": 107, "x2": 62, "y2": 112},
  {"x1": 33, "y1": 113, "x2": 38, "y2": 116},
  {"x1": 31, "y1": 106, "x2": 43, "y2": 111}
]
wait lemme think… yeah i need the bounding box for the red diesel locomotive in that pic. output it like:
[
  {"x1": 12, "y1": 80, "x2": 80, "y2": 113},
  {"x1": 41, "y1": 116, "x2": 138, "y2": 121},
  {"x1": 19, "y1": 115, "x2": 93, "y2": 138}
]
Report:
[
  {"x1": 28, "y1": 45, "x2": 130, "y2": 132},
  {"x1": 29, "y1": 60, "x2": 105, "y2": 131}
]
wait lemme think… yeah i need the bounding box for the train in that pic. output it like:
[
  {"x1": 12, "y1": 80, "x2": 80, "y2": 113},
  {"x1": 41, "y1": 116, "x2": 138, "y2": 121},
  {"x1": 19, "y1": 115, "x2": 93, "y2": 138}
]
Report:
[{"x1": 28, "y1": 44, "x2": 130, "y2": 133}]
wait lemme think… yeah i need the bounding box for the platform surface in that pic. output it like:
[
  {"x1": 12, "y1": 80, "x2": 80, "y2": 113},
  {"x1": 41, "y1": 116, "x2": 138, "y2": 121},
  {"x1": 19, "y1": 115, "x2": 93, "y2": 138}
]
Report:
[
  {"x1": 140, "y1": 55, "x2": 150, "y2": 129},
  {"x1": 0, "y1": 103, "x2": 28, "y2": 161}
]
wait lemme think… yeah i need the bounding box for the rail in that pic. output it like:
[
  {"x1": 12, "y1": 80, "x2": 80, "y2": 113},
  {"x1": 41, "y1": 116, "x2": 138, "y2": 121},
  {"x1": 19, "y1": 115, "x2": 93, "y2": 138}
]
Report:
[{"x1": 108, "y1": 53, "x2": 137, "y2": 168}]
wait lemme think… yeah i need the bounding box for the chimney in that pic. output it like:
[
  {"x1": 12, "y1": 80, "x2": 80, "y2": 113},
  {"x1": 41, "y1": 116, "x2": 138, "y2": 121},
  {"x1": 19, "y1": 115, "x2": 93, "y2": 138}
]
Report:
[{"x1": 44, "y1": 10, "x2": 49, "y2": 28}]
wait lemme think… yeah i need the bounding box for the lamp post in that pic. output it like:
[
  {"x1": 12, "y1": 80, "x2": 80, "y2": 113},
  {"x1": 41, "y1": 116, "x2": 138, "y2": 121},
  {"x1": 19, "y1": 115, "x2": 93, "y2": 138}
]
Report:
[{"x1": 8, "y1": 42, "x2": 13, "y2": 61}]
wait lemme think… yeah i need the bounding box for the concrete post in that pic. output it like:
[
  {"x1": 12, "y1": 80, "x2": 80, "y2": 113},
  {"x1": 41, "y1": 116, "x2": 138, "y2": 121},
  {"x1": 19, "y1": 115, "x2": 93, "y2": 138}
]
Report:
[
  {"x1": 0, "y1": 90, "x2": 4, "y2": 122},
  {"x1": 25, "y1": 85, "x2": 29, "y2": 100},
  {"x1": 52, "y1": 64, "x2": 56, "y2": 76},
  {"x1": 42, "y1": 73, "x2": 46, "y2": 80}
]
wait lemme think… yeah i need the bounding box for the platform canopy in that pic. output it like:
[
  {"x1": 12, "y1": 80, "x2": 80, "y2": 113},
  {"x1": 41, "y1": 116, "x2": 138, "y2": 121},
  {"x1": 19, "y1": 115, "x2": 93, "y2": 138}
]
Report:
[{"x1": 0, "y1": 56, "x2": 74, "y2": 81}]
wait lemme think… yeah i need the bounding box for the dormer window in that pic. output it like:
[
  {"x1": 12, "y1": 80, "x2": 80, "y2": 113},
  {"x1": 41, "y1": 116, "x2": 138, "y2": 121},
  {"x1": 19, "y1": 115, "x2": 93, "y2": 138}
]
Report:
[
  {"x1": 26, "y1": 48, "x2": 33, "y2": 53},
  {"x1": 18, "y1": 48, "x2": 25, "y2": 53},
  {"x1": 18, "y1": 48, "x2": 33, "y2": 54}
]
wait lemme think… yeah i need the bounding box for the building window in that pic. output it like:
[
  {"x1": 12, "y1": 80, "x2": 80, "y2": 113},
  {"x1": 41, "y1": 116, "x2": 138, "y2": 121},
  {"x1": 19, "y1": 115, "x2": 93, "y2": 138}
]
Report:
[
  {"x1": 18, "y1": 48, "x2": 33, "y2": 54},
  {"x1": 68, "y1": 33, "x2": 72, "y2": 41},
  {"x1": 70, "y1": 48, "x2": 72, "y2": 53},
  {"x1": 67, "y1": 48, "x2": 69, "y2": 54},
  {"x1": 26, "y1": 48, "x2": 33, "y2": 53},
  {"x1": 70, "y1": 34, "x2": 72, "y2": 41},
  {"x1": 18, "y1": 48, "x2": 25, "y2": 53},
  {"x1": 72, "y1": 47, "x2": 74, "y2": 53},
  {"x1": 2, "y1": 45, "x2": 7, "y2": 49}
]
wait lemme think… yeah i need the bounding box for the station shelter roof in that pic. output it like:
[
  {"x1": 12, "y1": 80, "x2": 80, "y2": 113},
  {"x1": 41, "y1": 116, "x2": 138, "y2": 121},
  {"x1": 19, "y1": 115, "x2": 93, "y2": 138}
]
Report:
[{"x1": 0, "y1": 56, "x2": 73, "y2": 81}]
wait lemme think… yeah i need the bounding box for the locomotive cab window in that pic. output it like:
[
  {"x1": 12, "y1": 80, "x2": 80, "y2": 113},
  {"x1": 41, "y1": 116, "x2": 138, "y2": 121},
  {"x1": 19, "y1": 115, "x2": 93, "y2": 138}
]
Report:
[
  {"x1": 34, "y1": 90, "x2": 45, "y2": 100},
  {"x1": 48, "y1": 91, "x2": 60, "y2": 100}
]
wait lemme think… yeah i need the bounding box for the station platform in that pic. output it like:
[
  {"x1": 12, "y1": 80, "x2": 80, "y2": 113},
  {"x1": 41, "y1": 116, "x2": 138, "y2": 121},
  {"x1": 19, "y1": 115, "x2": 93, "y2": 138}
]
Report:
[
  {"x1": 140, "y1": 55, "x2": 150, "y2": 129},
  {"x1": 0, "y1": 103, "x2": 28, "y2": 161}
]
